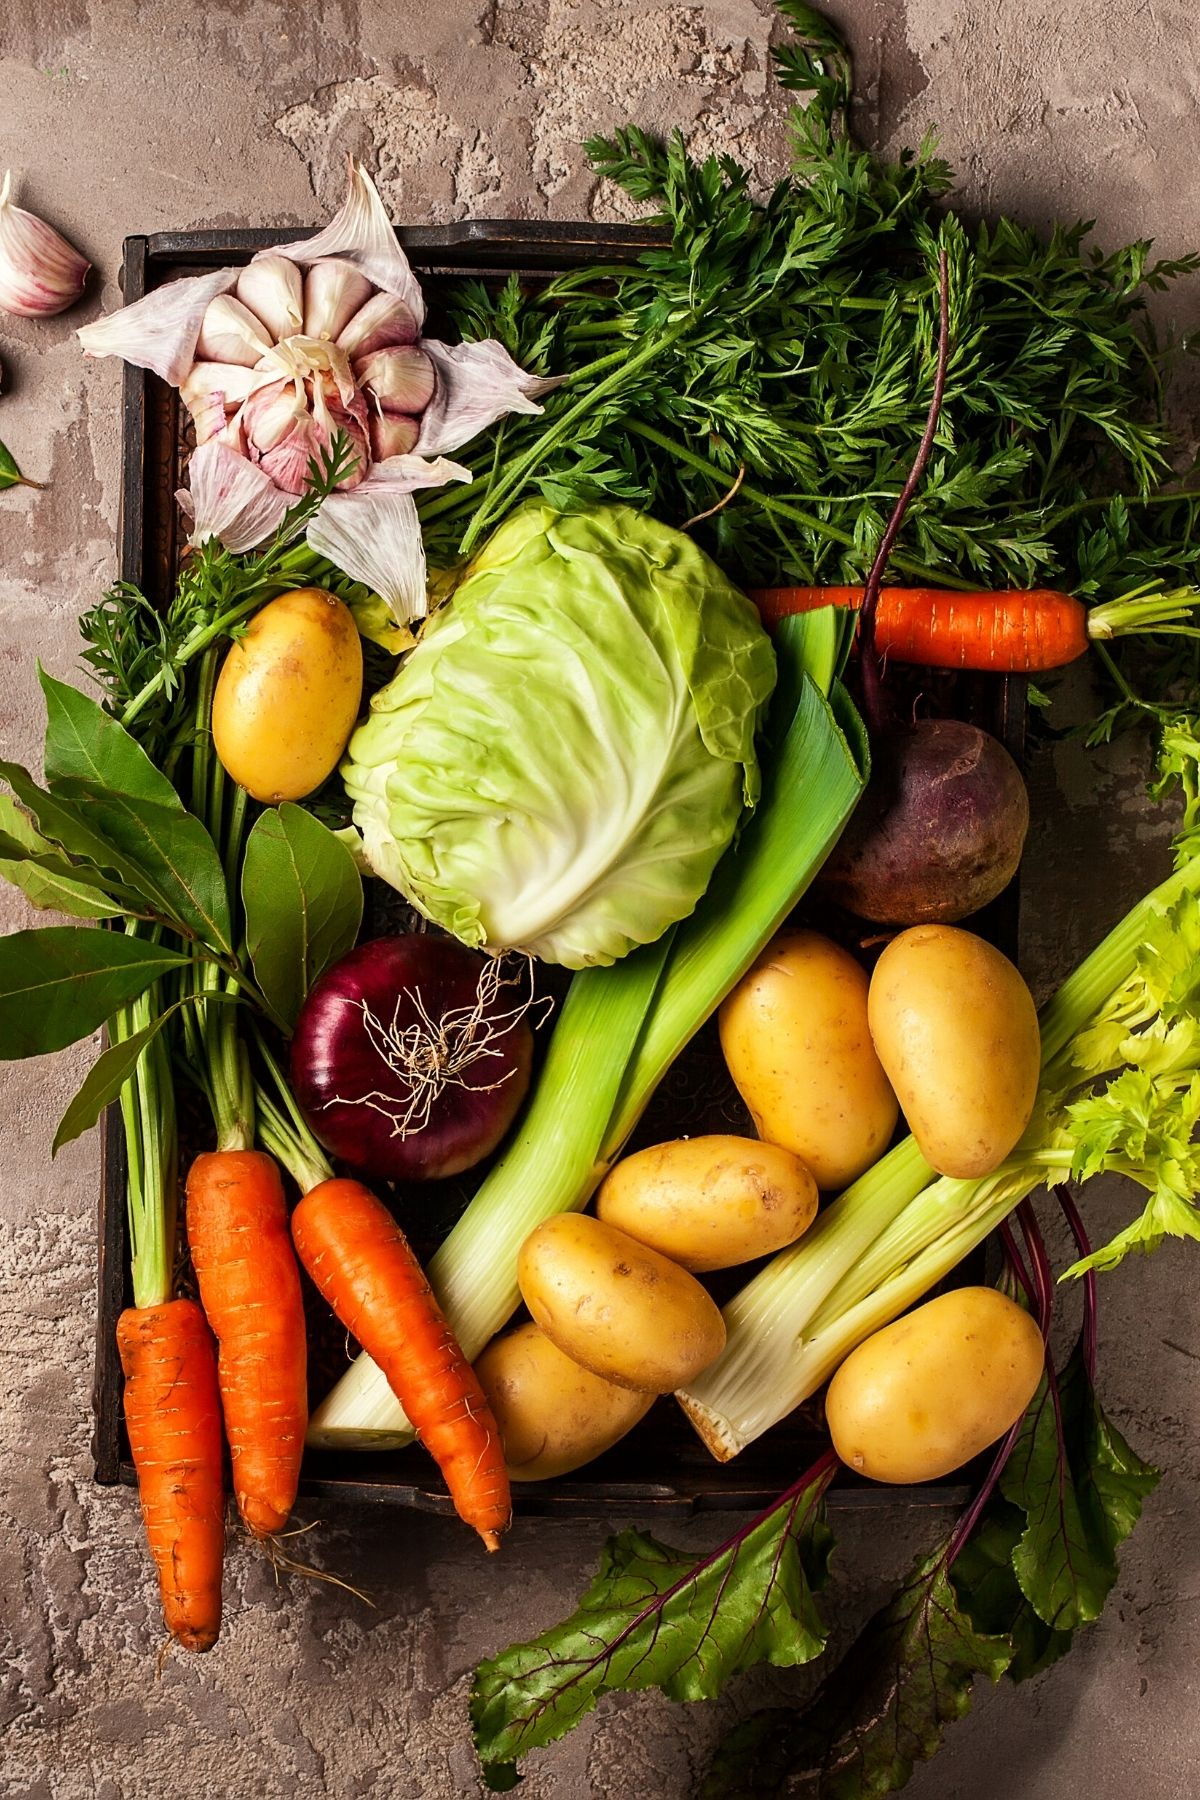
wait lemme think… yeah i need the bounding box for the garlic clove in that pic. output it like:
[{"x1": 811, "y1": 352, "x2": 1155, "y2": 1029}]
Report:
[
  {"x1": 242, "y1": 377, "x2": 308, "y2": 457},
  {"x1": 179, "y1": 360, "x2": 261, "y2": 443},
  {"x1": 264, "y1": 157, "x2": 426, "y2": 333},
  {"x1": 241, "y1": 373, "x2": 369, "y2": 496},
  {"x1": 303, "y1": 260, "x2": 375, "y2": 341},
  {"x1": 195, "y1": 294, "x2": 272, "y2": 368},
  {"x1": 179, "y1": 439, "x2": 292, "y2": 552},
  {"x1": 354, "y1": 345, "x2": 435, "y2": 416},
  {"x1": 413, "y1": 337, "x2": 560, "y2": 456},
  {"x1": 235, "y1": 254, "x2": 303, "y2": 343},
  {"x1": 0, "y1": 170, "x2": 89, "y2": 318},
  {"x1": 336, "y1": 290, "x2": 419, "y2": 358},
  {"x1": 79, "y1": 265, "x2": 240, "y2": 385},
  {"x1": 369, "y1": 412, "x2": 421, "y2": 460}
]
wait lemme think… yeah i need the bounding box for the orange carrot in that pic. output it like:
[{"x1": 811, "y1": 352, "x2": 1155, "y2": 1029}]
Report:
[
  {"x1": 186, "y1": 1150, "x2": 308, "y2": 1538},
  {"x1": 748, "y1": 585, "x2": 1089, "y2": 672},
  {"x1": 117, "y1": 1299, "x2": 225, "y2": 1652},
  {"x1": 291, "y1": 1178, "x2": 512, "y2": 1551}
]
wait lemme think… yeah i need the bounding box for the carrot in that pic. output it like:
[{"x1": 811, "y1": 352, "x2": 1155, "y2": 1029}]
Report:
[
  {"x1": 117, "y1": 1299, "x2": 225, "y2": 1652},
  {"x1": 291, "y1": 1178, "x2": 512, "y2": 1551},
  {"x1": 748, "y1": 585, "x2": 1090, "y2": 672},
  {"x1": 186, "y1": 1149, "x2": 308, "y2": 1538}
]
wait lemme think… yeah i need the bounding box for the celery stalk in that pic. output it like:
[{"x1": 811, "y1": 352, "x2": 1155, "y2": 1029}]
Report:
[
  {"x1": 679, "y1": 851, "x2": 1200, "y2": 1461},
  {"x1": 309, "y1": 619, "x2": 869, "y2": 1450}
]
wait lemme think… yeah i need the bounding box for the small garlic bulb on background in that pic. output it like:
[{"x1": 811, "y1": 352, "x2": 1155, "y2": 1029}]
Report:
[{"x1": 0, "y1": 172, "x2": 90, "y2": 318}]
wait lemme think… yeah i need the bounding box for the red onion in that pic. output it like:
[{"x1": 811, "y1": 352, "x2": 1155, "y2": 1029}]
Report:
[{"x1": 290, "y1": 936, "x2": 535, "y2": 1181}]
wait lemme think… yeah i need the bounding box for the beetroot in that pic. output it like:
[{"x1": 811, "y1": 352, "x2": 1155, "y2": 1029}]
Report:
[
  {"x1": 818, "y1": 717, "x2": 1028, "y2": 925},
  {"x1": 290, "y1": 935, "x2": 534, "y2": 1181}
]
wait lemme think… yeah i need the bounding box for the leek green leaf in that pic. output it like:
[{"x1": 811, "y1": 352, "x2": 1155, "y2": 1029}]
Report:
[
  {"x1": 702, "y1": 1551, "x2": 1012, "y2": 1800},
  {"x1": 242, "y1": 804, "x2": 363, "y2": 1031},
  {"x1": 0, "y1": 928, "x2": 190, "y2": 1059},
  {"x1": 472, "y1": 1463, "x2": 833, "y2": 1785}
]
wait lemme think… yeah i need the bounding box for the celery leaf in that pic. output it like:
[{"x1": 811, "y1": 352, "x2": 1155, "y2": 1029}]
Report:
[
  {"x1": 1065, "y1": 1068, "x2": 1200, "y2": 1269},
  {"x1": 471, "y1": 1466, "x2": 833, "y2": 1785},
  {"x1": 700, "y1": 1550, "x2": 1013, "y2": 1799}
]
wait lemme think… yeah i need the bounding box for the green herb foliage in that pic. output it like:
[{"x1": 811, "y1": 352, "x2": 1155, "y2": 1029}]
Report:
[
  {"x1": 700, "y1": 1552, "x2": 1013, "y2": 1800},
  {"x1": 0, "y1": 437, "x2": 41, "y2": 492},
  {"x1": 471, "y1": 1454, "x2": 836, "y2": 1789},
  {"x1": 421, "y1": 5, "x2": 1199, "y2": 731},
  {"x1": 241, "y1": 804, "x2": 363, "y2": 1031},
  {"x1": 998, "y1": 1343, "x2": 1159, "y2": 1633},
  {"x1": 0, "y1": 927, "x2": 190, "y2": 1059}
]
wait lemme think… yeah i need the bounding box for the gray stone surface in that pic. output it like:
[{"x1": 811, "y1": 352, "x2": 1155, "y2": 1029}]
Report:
[{"x1": 1, "y1": 2, "x2": 1198, "y2": 1796}]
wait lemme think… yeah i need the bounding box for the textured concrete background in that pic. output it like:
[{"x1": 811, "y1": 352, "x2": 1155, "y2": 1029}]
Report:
[{"x1": 2, "y1": 2, "x2": 1199, "y2": 1796}]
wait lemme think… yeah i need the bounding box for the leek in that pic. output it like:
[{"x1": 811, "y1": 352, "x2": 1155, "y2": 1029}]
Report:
[
  {"x1": 679, "y1": 852, "x2": 1200, "y2": 1459},
  {"x1": 308, "y1": 612, "x2": 868, "y2": 1448}
]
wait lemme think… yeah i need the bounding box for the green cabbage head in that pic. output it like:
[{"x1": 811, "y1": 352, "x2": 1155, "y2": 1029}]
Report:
[{"x1": 342, "y1": 503, "x2": 776, "y2": 968}]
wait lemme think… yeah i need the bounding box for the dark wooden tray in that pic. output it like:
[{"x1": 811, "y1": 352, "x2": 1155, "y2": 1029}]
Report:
[{"x1": 93, "y1": 219, "x2": 1024, "y2": 1519}]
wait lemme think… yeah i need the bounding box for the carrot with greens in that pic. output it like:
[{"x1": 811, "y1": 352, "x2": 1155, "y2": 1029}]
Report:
[
  {"x1": 181, "y1": 649, "x2": 308, "y2": 1540},
  {"x1": 748, "y1": 583, "x2": 1200, "y2": 672},
  {"x1": 186, "y1": 1149, "x2": 308, "y2": 1537},
  {"x1": 112, "y1": 977, "x2": 225, "y2": 1651},
  {"x1": 291, "y1": 1178, "x2": 512, "y2": 1551},
  {"x1": 117, "y1": 1300, "x2": 225, "y2": 1651}
]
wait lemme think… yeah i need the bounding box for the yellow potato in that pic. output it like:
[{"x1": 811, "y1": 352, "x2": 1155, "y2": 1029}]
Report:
[
  {"x1": 868, "y1": 925, "x2": 1040, "y2": 1179},
  {"x1": 826, "y1": 1286, "x2": 1045, "y2": 1484},
  {"x1": 718, "y1": 930, "x2": 899, "y2": 1189},
  {"x1": 475, "y1": 1322, "x2": 654, "y2": 1481},
  {"x1": 596, "y1": 1134, "x2": 818, "y2": 1272},
  {"x1": 517, "y1": 1214, "x2": 726, "y2": 1393},
  {"x1": 212, "y1": 588, "x2": 363, "y2": 802}
]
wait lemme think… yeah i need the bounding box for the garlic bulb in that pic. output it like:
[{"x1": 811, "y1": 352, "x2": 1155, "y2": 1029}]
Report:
[
  {"x1": 79, "y1": 159, "x2": 559, "y2": 625},
  {"x1": 0, "y1": 171, "x2": 89, "y2": 318}
]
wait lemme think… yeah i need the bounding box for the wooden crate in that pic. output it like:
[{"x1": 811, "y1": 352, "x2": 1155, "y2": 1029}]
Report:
[{"x1": 92, "y1": 220, "x2": 1024, "y2": 1520}]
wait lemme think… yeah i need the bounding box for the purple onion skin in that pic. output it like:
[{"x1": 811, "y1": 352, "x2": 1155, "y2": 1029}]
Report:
[{"x1": 290, "y1": 936, "x2": 534, "y2": 1182}]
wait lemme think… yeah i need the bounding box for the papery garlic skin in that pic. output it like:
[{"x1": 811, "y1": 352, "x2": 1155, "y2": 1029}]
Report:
[
  {"x1": 78, "y1": 158, "x2": 560, "y2": 624},
  {"x1": 0, "y1": 171, "x2": 90, "y2": 318}
]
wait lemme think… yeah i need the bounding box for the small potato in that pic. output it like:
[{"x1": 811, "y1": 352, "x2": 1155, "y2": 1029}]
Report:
[
  {"x1": 213, "y1": 587, "x2": 363, "y2": 802},
  {"x1": 826, "y1": 1286, "x2": 1045, "y2": 1484},
  {"x1": 868, "y1": 925, "x2": 1041, "y2": 1179},
  {"x1": 719, "y1": 930, "x2": 899, "y2": 1190},
  {"x1": 596, "y1": 1135, "x2": 818, "y2": 1272},
  {"x1": 475, "y1": 1322, "x2": 653, "y2": 1481},
  {"x1": 517, "y1": 1214, "x2": 726, "y2": 1393}
]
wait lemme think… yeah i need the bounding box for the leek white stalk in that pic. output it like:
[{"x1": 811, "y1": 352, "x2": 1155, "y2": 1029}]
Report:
[
  {"x1": 308, "y1": 614, "x2": 868, "y2": 1448},
  {"x1": 679, "y1": 851, "x2": 1200, "y2": 1459}
]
